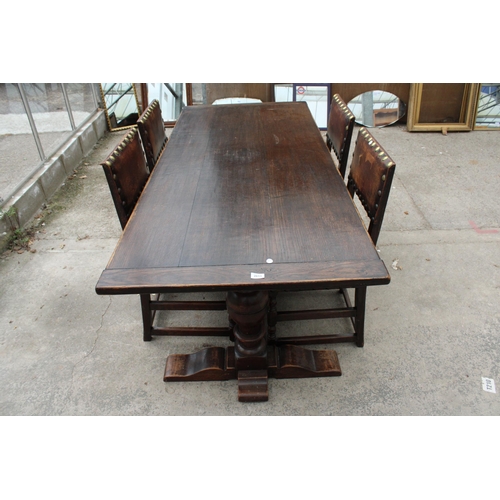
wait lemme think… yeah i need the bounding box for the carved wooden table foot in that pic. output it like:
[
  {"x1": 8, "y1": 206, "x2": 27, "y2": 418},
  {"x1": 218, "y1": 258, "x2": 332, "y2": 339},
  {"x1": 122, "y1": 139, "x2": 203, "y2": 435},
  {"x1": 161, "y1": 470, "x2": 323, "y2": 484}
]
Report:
[
  {"x1": 268, "y1": 344, "x2": 342, "y2": 379},
  {"x1": 164, "y1": 290, "x2": 342, "y2": 401},
  {"x1": 164, "y1": 346, "x2": 235, "y2": 382}
]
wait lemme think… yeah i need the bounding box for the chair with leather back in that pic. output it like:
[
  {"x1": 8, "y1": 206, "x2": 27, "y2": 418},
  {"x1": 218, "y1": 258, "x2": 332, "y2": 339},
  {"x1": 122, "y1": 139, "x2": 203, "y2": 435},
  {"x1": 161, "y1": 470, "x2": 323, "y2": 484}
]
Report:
[
  {"x1": 326, "y1": 93, "x2": 355, "y2": 179},
  {"x1": 101, "y1": 127, "x2": 229, "y2": 343},
  {"x1": 346, "y1": 127, "x2": 396, "y2": 246},
  {"x1": 269, "y1": 127, "x2": 396, "y2": 347},
  {"x1": 101, "y1": 127, "x2": 150, "y2": 230},
  {"x1": 137, "y1": 99, "x2": 168, "y2": 173}
]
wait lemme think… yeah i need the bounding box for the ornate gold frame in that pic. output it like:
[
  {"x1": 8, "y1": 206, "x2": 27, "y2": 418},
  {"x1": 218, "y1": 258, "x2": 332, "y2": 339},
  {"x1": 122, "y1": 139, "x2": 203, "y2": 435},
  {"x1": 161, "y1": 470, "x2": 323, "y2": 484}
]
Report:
[
  {"x1": 407, "y1": 83, "x2": 481, "y2": 132},
  {"x1": 99, "y1": 83, "x2": 141, "y2": 132}
]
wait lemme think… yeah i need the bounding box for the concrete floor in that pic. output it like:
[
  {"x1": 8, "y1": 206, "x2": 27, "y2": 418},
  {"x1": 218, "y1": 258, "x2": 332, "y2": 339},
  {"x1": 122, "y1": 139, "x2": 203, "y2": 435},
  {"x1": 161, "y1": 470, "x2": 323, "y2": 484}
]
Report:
[{"x1": 1, "y1": 121, "x2": 499, "y2": 416}]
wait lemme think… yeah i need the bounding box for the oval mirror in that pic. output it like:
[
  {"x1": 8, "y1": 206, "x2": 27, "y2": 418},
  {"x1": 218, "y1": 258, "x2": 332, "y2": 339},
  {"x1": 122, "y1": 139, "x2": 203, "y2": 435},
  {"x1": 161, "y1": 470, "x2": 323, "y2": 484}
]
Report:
[{"x1": 347, "y1": 90, "x2": 406, "y2": 128}]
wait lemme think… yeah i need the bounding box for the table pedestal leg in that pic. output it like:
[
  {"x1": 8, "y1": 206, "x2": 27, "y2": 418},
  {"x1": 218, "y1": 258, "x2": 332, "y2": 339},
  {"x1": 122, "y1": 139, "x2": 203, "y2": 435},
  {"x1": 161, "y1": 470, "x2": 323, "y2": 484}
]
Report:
[
  {"x1": 226, "y1": 290, "x2": 269, "y2": 401},
  {"x1": 164, "y1": 290, "x2": 342, "y2": 402}
]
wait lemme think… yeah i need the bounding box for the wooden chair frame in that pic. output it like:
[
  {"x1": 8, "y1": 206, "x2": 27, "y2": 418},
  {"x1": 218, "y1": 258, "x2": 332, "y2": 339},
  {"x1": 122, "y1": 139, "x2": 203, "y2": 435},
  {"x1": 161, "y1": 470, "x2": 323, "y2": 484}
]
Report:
[
  {"x1": 140, "y1": 293, "x2": 231, "y2": 342},
  {"x1": 269, "y1": 127, "x2": 395, "y2": 347},
  {"x1": 346, "y1": 127, "x2": 396, "y2": 246}
]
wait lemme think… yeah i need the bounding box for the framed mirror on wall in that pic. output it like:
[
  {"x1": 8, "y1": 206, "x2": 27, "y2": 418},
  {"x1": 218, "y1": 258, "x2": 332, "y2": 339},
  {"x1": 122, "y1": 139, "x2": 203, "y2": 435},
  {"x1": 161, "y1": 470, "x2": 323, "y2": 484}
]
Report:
[
  {"x1": 99, "y1": 83, "x2": 140, "y2": 131},
  {"x1": 407, "y1": 83, "x2": 481, "y2": 132}
]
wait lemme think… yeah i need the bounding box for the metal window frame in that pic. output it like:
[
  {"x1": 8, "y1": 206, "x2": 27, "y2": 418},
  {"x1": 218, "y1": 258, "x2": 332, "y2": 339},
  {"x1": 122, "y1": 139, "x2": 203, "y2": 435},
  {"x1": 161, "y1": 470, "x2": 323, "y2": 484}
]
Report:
[{"x1": 1, "y1": 83, "x2": 100, "y2": 208}]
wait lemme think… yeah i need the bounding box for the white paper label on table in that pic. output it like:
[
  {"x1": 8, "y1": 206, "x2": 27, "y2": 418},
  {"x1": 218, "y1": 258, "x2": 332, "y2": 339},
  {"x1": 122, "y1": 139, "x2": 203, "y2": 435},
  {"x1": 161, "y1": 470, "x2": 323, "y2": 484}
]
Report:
[{"x1": 251, "y1": 273, "x2": 265, "y2": 279}]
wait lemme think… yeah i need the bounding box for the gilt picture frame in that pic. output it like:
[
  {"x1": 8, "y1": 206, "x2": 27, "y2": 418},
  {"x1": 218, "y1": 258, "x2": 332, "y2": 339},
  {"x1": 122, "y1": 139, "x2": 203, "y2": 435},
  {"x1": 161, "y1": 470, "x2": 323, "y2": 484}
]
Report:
[{"x1": 407, "y1": 83, "x2": 481, "y2": 132}]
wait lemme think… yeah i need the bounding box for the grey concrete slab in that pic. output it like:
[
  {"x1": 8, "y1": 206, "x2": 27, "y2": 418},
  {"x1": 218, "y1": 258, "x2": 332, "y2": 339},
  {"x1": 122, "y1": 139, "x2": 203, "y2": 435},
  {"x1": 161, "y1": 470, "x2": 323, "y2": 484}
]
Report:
[
  {"x1": 60, "y1": 136, "x2": 84, "y2": 175},
  {"x1": 1, "y1": 122, "x2": 499, "y2": 416},
  {"x1": 38, "y1": 157, "x2": 67, "y2": 201},
  {"x1": 13, "y1": 178, "x2": 46, "y2": 227},
  {"x1": 92, "y1": 111, "x2": 108, "y2": 143},
  {"x1": 76, "y1": 120, "x2": 99, "y2": 157}
]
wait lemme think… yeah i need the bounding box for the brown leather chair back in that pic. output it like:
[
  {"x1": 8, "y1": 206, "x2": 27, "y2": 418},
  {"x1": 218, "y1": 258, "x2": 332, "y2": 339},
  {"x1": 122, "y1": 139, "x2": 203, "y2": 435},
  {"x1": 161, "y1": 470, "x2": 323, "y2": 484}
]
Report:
[
  {"x1": 137, "y1": 99, "x2": 167, "y2": 172},
  {"x1": 326, "y1": 93, "x2": 355, "y2": 179},
  {"x1": 347, "y1": 127, "x2": 396, "y2": 245},
  {"x1": 101, "y1": 128, "x2": 150, "y2": 229}
]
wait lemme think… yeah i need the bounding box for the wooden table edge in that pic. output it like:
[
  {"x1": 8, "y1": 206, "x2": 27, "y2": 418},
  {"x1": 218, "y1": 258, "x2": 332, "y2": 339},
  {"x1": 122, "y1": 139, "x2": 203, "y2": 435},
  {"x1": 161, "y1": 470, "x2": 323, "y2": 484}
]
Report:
[{"x1": 96, "y1": 260, "x2": 390, "y2": 295}]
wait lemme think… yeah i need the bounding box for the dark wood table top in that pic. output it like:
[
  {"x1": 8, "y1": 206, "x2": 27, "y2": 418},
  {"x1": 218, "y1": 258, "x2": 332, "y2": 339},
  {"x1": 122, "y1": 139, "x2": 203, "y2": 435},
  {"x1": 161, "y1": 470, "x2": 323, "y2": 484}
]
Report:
[{"x1": 96, "y1": 102, "x2": 390, "y2": 295}]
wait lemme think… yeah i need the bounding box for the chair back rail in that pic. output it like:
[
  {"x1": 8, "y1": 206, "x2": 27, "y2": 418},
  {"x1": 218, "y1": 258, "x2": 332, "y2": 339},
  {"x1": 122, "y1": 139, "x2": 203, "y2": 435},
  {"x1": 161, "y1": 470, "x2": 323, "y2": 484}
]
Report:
[
  {"x1": 326, "y1": 93, "x2": 355, "y2": 179},
  {"x1": 347, "y1": 127, "x2": 396, "y2": 245},
  {"x1": 101, "y1": 128, "x2": 150, "y2": 229},
  {"x1": 137, "y1": 99, "x2": 168, "y2": 172}
]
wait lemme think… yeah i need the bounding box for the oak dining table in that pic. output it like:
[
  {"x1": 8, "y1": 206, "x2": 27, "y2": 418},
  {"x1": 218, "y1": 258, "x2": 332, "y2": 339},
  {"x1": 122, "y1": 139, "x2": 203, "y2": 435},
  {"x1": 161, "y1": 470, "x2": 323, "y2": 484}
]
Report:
[{"x1": 96, "y1": 101, "x2": 390, "y2": 402}]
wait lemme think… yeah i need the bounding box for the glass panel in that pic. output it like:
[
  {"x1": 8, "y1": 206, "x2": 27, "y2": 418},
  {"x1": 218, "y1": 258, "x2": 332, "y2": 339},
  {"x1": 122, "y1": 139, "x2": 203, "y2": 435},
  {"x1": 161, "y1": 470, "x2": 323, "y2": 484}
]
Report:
[
  {"x1": 66, "y1": 83, "x2": 97, "y2": 128},
  {"x1": 274, "y1": 83, "x2": 293, "y2": 102},
  {"x1": 0, "y1": 83, "x2": 44, "y2": 203},
  {"x1": 475, "y1": 84, "x2": 500, "y2": 129},
  {"x1": 21, "y1": 83, "x2": 73, "y2": 157},
  {"x1": 347, "y1": 90, "x2": 406, "y2": 128}
]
